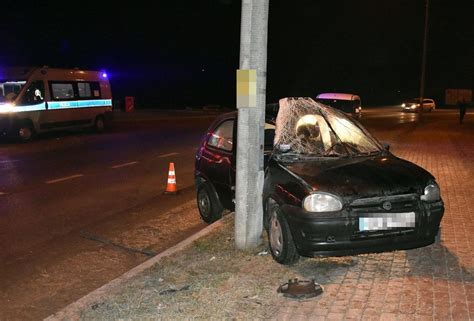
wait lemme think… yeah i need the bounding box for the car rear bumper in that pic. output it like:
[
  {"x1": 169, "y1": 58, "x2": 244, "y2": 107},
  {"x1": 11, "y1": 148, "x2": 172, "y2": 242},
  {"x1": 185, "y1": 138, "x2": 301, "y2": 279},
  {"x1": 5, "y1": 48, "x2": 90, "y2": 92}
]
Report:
[{"x1": 281, "y1": 200, "x2": 444, "y2": 257}]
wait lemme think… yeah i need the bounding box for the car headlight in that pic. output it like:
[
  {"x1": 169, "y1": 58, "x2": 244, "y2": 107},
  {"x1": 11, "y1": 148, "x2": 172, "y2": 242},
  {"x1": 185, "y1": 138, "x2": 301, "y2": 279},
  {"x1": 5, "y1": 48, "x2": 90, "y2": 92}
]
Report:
[
  {"x1": 303, "y1": 192, "x2": 342, "y2": 212},
  {"x1": 411, "y1": 104, "x2": 417, "y2": 108},
  {"x1": 420, "y1": 182, "x2": 440, "y2": 202},
  {"x1": 401, "y1": 103, "x2": 406, "y2": 107}
]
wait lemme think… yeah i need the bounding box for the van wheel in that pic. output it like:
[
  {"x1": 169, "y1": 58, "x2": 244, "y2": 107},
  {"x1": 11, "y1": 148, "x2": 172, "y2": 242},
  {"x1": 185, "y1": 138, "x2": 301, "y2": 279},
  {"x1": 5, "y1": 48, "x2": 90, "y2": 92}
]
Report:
[
  {"x1": 268, "y1": 206, "x2": 299, "y2": 265},
  {"x1": 18, "y1": 123, "x2": 34, "y2": 142},
  {"x1": 94, "y1": 115, "x2": 105, "y2": 132},
  {"x1": 197, "y1": 182, "x2": 223, "y2": 223}
]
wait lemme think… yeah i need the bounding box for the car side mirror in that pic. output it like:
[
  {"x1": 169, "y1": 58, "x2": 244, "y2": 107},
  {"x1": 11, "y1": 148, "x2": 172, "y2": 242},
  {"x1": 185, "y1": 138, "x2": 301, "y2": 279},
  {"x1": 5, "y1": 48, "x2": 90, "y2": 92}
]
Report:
[{"x1": 383, "y1": 143, "x2": 390, "y2": 151}]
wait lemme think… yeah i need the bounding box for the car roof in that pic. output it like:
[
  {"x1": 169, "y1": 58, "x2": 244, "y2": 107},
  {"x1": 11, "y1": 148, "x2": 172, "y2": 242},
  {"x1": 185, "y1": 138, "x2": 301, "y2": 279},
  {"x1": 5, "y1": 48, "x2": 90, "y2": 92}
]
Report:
[{"x1": 316, "y1": 93, "x2": 360, "y2": 101}]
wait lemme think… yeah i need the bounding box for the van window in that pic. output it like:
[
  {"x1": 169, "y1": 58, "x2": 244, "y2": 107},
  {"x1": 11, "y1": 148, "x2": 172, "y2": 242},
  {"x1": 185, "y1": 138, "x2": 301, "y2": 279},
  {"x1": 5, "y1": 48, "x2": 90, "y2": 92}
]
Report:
[
  {"x1": 51, "y1": 83, "x2": 75, "y2": 100},
  {"x1": 78, "y1": 82, "x2": 92, "y2": 98},
  {"x1": 76, "y1": 82, "x2": 101, "y2": 98},
  {"x1": 0, "y1": 80, "x2": 26, "y2": 102},
  {"x1": 17, "y1": 80, "x2": 45, "y2": 106},
  {"x1": 316, "y1": 98, "x2": 354, "y2": 113}
]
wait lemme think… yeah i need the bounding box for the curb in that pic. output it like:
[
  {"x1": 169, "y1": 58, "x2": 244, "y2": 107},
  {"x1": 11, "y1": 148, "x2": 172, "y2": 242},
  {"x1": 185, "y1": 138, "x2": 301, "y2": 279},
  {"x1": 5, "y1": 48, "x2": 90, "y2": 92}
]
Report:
[{"x1": 45, "y1": 217, "x2": 228, "y2": 321}]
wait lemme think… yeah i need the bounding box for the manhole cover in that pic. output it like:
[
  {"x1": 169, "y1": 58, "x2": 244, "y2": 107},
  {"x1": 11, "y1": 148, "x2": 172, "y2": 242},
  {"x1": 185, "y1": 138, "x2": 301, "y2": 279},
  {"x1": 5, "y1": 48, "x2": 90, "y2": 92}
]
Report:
[{"x1": 277, "y1": 278, "x2": 323, "y2": 299}]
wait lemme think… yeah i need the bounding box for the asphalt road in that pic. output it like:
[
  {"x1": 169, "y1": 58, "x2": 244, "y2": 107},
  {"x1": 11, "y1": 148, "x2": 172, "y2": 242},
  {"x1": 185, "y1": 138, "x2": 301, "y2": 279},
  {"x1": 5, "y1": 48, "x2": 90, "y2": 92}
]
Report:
[
  {"x1": 0, "y1": 106, "x2": 463, "y2": 320},
  {"x1": 0, "y1": 111, "x2": 219, "y2": 320}
]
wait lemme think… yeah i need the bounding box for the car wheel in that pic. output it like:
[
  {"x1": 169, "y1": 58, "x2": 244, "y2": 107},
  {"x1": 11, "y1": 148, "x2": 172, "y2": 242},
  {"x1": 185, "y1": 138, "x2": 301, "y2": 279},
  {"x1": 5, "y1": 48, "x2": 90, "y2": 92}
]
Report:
[
  {"x1": 197, "y1": 182, "x2": 223, "y2": 223},
  {"x1": 268, "y1": 206, "x2": 299, "y2": 265},
  {"x1": 17, "y1": 123, "x2": 34, "y2": 142},
  {"x1": 94, "y1": 115, "x2": 105, "y2": 132}
]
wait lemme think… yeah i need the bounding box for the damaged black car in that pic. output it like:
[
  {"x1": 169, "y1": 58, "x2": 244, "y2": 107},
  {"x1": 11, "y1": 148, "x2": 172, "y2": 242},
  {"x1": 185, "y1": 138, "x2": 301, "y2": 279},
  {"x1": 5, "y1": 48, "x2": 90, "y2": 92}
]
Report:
[{"x1": 195, "y1": 97, "x2": 444, "y2": 264}]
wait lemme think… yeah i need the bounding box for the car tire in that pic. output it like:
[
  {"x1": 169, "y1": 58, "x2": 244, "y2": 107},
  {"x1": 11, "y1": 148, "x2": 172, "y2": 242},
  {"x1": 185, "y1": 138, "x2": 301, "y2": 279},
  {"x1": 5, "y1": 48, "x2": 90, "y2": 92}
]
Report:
[
  {"x1": 267, "y1": 206, "x2": 300, "y2": 265},
  {"x1": 94, "y1": 115, "x2": 106, "y2": 132},
  {"x1": 197, "y1": 182, "x2": 223, "y2": 224}
]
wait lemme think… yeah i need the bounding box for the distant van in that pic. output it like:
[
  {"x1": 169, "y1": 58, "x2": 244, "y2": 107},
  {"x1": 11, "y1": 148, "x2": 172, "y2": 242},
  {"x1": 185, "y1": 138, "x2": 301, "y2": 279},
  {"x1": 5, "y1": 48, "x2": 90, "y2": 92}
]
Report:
[
  {"x1": 0, "y1": 66, "x2": 113, "y2": 141},
  {"x1": 315, "y1": 93, "x2": 362, "y2": 118}
]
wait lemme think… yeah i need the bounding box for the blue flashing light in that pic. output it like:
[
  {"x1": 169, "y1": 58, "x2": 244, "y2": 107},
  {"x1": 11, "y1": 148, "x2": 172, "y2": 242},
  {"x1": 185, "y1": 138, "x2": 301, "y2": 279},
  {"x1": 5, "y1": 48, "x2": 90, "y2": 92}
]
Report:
[{"x1": 101, "y1": 72, "x2": 108, "y2": 78}]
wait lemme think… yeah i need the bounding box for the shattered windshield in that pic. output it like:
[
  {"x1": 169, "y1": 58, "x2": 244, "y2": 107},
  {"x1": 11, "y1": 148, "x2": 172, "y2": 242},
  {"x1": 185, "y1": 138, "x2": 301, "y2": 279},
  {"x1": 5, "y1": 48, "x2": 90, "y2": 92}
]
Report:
[
  {"x1": 0, "y1": 80, "x2": 27, "y2": 103},
  {"x1": 273, "y1": 97, "x2": 382, "y2": 159}
]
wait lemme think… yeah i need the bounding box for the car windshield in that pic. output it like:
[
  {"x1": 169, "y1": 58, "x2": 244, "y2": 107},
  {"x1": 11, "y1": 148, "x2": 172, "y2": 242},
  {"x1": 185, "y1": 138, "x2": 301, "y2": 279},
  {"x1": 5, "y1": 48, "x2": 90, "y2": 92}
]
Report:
[
  {"x1": 273, "y1": 98, "x2": 382, "y2": 159},
  {"x1": 0, "y1": 80, "x2": 27, "y2": 103}
]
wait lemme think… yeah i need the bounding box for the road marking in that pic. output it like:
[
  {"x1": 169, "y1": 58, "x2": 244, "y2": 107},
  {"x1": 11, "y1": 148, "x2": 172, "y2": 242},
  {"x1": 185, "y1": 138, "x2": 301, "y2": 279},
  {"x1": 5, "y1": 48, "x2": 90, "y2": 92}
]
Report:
[
  {"x1": 0, "y1": 159, "x2": 23, "y2": 163},
  {"x1": 46, "y1": 174, "x2": 84, "y2": 184},
  {"x1": 110, "y1": 161, "x2": 139, "y2": 169},
  {"x1": 157, "y1": 152, "x2": 179, "y2": 158}
]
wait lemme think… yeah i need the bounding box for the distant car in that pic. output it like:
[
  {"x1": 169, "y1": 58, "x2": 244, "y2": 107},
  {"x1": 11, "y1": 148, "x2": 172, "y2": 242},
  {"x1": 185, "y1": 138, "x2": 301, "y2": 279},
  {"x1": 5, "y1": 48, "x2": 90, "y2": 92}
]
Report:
[
  {"x1": 401, "y1": 98, "x2": 436, "y2": 112},
  {"x1": 195, "y1": 97, "x2": 444, "y2": 265},
  {"x1": 315, "y1": 93, "x2": 362, "y2": 119}
]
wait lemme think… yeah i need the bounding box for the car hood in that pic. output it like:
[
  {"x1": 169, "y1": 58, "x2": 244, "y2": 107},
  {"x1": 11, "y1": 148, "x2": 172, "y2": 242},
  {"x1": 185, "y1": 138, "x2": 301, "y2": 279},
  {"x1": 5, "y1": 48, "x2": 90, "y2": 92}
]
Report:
[{"x1": 281, "y1": 154, "x2": 434, "y2": 198}]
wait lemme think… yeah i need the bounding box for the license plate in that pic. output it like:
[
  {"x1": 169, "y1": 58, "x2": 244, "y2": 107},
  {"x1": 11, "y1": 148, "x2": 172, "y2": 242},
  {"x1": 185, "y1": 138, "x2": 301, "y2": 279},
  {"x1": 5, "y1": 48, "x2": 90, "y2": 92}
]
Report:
[{"x1": 359, "y1": 212, "x2": 416, "y2": 231}]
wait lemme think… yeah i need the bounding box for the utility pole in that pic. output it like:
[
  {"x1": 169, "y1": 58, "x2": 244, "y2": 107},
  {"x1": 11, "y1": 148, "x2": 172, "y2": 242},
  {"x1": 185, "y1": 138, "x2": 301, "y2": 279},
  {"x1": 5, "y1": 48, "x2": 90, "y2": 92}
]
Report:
[
  {"x1": 235, "y1": 0, "x2": 269, "y2": 249},
  {"x1": 419, "y1": 0, "x2": 430, "y2": 117}
]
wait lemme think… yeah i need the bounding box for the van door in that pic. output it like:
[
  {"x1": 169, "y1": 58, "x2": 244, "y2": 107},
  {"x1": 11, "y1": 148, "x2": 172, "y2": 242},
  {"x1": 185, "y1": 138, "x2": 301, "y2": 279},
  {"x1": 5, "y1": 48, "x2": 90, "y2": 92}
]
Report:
[
  {"x1": 76, "y1": 81, "x2": 103, "y2": 125},
  {"x1": 15, "y1": 80, "x2": 46, "y2": 132},
  {"x1": 42, "y1": 81, "x2": 81, "y2": 130}
]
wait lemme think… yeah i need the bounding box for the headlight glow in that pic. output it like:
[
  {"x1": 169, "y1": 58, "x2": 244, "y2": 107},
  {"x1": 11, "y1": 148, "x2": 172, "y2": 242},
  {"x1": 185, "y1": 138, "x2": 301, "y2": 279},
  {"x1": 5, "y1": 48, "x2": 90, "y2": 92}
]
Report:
[
  {"x1": 420, "y1": 182, "x2": 440, "y2": 202},
  {"x1": 303, "y1": 192, "x2": 342, "y2": 212},
  {"x1": 0, "y1": 103, "x2": 14, "y2": 113},
  {"x1": 402, "y1": 103, "x2": 406, "y2": 107}
]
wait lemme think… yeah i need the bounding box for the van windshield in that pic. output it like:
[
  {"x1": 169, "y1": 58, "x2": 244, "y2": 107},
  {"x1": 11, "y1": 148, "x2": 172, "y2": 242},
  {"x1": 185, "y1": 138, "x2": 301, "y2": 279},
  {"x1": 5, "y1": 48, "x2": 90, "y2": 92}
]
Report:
[
  {"x1": 0, "y1": 80, "x2": 27, "y2": 103},
  {"x1": 315, "y1": 98, "x2": 359, "y2": 113}
]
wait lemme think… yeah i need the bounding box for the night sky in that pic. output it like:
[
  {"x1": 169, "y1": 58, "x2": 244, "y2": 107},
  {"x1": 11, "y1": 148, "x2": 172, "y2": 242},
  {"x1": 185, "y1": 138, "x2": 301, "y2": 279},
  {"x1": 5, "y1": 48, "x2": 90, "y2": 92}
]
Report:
[{"x1": 2, "y1": 0, "x2": 473, "y2": 108}]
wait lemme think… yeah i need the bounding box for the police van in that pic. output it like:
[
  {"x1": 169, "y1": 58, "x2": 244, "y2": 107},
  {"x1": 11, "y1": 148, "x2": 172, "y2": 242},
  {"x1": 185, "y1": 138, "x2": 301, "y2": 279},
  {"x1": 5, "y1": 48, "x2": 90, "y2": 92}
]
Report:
[{"x1": 0, "y1": 66, "x2": 113, "y2": 141}]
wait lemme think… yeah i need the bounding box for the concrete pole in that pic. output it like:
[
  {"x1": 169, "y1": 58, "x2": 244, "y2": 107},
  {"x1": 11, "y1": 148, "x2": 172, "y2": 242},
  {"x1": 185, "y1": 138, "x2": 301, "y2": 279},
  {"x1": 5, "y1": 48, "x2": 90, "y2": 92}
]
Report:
[
  {"x1": 419, "y1": 0, "x2": 430, "y2": 117},
  {"x1": 235, "y1": 0, "x2": 269, "y2": 249}
]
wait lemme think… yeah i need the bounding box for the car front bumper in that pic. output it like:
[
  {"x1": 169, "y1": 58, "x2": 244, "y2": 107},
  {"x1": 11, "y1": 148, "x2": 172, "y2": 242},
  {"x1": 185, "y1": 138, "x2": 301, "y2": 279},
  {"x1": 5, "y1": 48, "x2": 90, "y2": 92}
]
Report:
[
  {"x1": 281, "y1": 199, "x2": 444, "y2": 257},
  {"x1": 402, "y1": 107, "x2": 419, "y2": 112}
]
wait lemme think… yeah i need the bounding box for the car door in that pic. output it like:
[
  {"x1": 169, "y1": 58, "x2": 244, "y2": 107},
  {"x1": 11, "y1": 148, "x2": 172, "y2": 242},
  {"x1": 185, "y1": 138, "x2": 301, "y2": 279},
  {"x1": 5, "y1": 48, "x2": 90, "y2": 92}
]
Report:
[{"x1": 200, "y1": 118, "x2": 235, "y2": 209}]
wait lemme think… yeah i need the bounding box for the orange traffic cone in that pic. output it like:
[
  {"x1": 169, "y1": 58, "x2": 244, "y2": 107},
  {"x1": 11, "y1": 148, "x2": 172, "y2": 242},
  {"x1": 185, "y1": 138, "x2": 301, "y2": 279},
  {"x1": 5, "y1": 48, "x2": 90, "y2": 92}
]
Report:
[{"x1": 164, "y1": 162, "x2": 178, "y2": 194}]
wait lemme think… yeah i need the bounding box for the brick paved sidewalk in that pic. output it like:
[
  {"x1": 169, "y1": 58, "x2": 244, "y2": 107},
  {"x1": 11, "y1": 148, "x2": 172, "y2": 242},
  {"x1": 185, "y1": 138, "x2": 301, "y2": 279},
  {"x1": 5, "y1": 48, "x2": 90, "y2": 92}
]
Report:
[
  {"x1": 51, "y1": 116, "x2": 474, "y2": 321},
  {"x1": 274, "y1": 118, "x2": 474, "y2": 321}
]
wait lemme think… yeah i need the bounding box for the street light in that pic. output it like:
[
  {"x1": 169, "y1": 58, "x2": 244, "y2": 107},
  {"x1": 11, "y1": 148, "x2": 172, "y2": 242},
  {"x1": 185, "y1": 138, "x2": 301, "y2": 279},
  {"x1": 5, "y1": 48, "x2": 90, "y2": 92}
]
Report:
[{"x1": 419, "y1": 0, "x2": 430, "y2": 118}]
